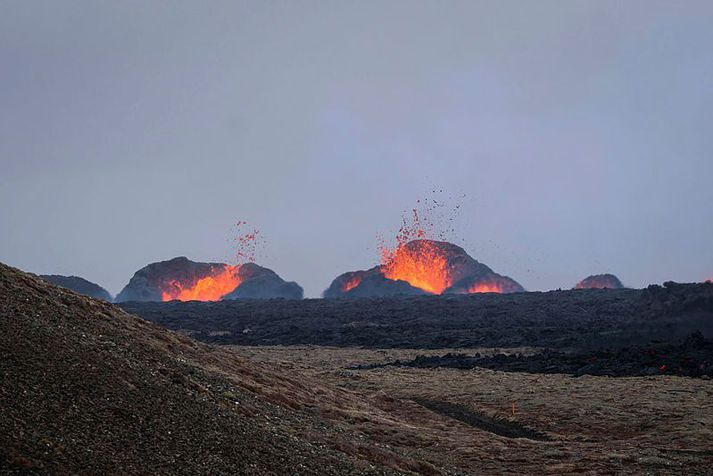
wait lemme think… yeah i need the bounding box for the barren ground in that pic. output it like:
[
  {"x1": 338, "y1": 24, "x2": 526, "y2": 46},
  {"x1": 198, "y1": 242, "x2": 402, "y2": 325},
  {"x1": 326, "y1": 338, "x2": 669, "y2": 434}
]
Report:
[{"x1": 231, "y1": 345, "x2": 713, "y2": 474}]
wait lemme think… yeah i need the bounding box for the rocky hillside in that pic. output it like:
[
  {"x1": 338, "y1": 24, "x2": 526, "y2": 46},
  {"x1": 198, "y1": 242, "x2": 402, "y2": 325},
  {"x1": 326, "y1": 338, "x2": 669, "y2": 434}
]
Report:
[{"x1": 0, "y1": 263, "x2": 426, "y2": 475}]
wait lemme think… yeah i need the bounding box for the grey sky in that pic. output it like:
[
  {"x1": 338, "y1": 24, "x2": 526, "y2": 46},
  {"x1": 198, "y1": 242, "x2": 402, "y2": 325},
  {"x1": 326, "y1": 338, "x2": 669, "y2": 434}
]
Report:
[{"x1": 1, "y1": 0, "x2": 712, "y2": 297}]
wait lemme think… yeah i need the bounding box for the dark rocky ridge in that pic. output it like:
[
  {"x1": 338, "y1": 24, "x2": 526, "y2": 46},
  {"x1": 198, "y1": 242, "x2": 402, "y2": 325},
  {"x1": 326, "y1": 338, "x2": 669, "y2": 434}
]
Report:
[
  {"x1": 40, "y1": 274, "x2": 113, "y2": 301},
  {"x1": 324, "y1": 239, "x2": 524, "y2": 298},
  {"x1": 120, "y1": 282, "x2": 713, "y2": 350},
  {"x1": 115, "y1": 257, "x2": 302, "y2": 302}
]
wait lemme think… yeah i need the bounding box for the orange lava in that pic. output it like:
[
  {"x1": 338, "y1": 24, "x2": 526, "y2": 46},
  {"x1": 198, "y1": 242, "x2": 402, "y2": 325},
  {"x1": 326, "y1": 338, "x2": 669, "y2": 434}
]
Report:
[
  {"x1": 381, "y1": 241, "x2": 453, "y2": 294},
  {"x1": 467, "y1": 282, "x2": 504, "y2": 294},
  {"x1": 161, "y1": 265, "x2": 242, "y2": 301},
  {"x1": 342, "y1": 276, "x2": 362, "y2": 293}
]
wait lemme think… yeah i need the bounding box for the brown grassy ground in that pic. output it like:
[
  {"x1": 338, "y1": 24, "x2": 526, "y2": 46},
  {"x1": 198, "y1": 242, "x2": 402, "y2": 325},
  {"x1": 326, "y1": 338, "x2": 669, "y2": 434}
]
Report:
[{"x1": 232, "y1": 345, "x2": 713, "y2": 474}]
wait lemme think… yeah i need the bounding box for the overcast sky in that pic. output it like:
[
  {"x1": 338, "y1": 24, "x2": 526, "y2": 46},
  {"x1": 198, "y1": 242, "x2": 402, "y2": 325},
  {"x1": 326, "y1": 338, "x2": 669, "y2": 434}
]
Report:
[{"x1": 1, "y1": 0, "x2": 712, "y2": 297}]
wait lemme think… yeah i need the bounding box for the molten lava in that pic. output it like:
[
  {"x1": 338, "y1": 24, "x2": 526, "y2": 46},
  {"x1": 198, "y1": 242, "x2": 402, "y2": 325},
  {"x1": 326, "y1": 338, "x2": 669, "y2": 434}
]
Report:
[
  {"x1": 324, "y1": 238, "x2": 524, "y2": 298},
  {"x1": 381, "y1": 241, "x2": 453, "y2": 294},
  {"x1": 468, "y1": 282, "x2": 505, "y2": 294},
  {"x1": 342, "y1": 276, "x2": 362, "y2": 293},
  {"x1": 161, "y1": 265, "x2": 243, "y2": 301},
  {"x1": 159, "y1": 220, "x2": 258, "y2": 302}
]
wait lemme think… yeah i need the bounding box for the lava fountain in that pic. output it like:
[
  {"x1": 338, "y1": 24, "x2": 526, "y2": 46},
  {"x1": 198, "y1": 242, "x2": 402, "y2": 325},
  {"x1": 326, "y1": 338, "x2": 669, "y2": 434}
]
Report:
[
  {"x1": 114, "y1": 221, "x2": 304, "y2": 302},
  {"x1": 324, "y1": 197, "x2": 525, "y2": 298},
  {"x1": 381, "y1": 240, "x2": 454, "y2": 294},
  {"x1": 324, "y1": 239, "x2": 524, "y2": 298}
]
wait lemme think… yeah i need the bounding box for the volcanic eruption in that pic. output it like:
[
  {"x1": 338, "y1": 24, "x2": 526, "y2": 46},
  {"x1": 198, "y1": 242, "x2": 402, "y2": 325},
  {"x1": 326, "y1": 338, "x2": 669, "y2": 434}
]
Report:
[
  {"x1": 324, "y1": 239, "x2": 524, "y2": 298},
  {"x1": 575, "y1": 274, "x2": 624, "y2": 290},
  {"x1": 325, "y1": 198, "x2": 524, "y2": 298},
  {"x1": 115, "y1": 257, "x2": 302, "y2": 302}
]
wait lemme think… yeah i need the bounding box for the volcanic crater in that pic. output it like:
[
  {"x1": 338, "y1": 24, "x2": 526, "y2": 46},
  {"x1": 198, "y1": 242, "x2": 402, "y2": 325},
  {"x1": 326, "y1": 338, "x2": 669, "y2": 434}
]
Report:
[
  {"x1": 324, "y1": 239, "x2": 523, "y2": 298},
  {"x1": 115, "y1": 257, "x2": 302, "y2": 302}
]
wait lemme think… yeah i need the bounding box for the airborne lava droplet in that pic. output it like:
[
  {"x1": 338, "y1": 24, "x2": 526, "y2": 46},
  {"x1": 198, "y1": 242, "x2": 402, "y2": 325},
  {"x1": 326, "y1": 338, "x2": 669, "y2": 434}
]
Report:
[{"x1": 232, "y1": 220, "x2": 263, "y2": 264}]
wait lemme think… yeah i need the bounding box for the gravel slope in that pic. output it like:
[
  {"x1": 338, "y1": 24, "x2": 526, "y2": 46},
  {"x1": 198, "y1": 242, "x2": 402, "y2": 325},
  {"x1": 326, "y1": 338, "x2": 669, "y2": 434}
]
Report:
[{"x1": 0, "y1": 263, "x2": 402, "y2": 475}]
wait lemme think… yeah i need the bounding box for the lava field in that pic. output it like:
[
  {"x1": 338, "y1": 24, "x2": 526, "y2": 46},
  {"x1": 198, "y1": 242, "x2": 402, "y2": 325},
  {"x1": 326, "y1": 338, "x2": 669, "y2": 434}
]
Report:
[
  {"x1": 353, "y1": 331, "x2": 713, "y2": 378},
  {"x1": 119, "y1": 281, "x2": 713, "y2": 351}
]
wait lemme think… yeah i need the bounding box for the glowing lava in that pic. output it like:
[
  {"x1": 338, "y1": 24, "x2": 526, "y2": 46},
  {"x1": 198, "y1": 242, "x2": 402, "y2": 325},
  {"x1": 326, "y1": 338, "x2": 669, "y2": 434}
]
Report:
[
  {"x1": 381, "y1": 240, "x2": 453, "y2": 294},
  {"x1": 342, "y1": 275, "x2": 362, "y2": 293},
  {"x1": 468, "y1": 282, "x2": 505, "y2": 294},
  {"x1": 161, "y1": 265, "x2": 242, "y2": 301},
  {"x1": 159, "y1": 220, "x2": 259, "y2": 301},
  {"x1": 324, "y1": 238, "x2": 524, "y2": 298}
]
